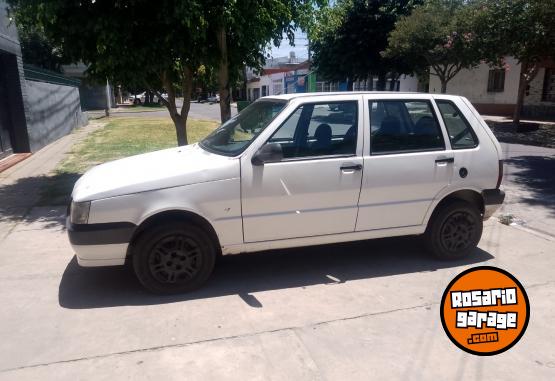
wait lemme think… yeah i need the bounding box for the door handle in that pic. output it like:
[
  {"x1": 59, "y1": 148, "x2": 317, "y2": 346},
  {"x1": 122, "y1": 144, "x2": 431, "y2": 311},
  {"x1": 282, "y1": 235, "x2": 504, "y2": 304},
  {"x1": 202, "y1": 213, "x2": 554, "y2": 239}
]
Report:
[
  {"x1": 340, "y1": 163, "x2": 362, "y2": 171},
  {"x1": 435, "y1": 157, "x2": 454, "y2": 163}
]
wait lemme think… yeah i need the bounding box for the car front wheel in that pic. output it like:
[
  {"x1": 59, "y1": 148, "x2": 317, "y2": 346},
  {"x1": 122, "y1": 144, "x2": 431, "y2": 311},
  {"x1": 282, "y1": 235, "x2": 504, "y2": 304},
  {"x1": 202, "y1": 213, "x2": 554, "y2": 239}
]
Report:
[
  {"x1": 425, "y1": 201, "x2": 483, "y2": 260},
  {"x1": 132, "y1": 221, "x2": 216, "y2": 294}
]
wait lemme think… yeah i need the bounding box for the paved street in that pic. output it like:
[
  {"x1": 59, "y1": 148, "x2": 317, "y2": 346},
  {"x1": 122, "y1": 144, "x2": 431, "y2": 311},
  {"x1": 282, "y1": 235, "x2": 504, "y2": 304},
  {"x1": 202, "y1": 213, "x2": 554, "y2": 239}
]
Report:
[
  {"x1": 0, "y1": 112, "x2": 554, "y2": 380},
  {"x1": 107, "y1": 100, "x2": 237, "y2": 121},
  {"x1": 499, "y1": 142, "x2": 555, "y2": 237}
]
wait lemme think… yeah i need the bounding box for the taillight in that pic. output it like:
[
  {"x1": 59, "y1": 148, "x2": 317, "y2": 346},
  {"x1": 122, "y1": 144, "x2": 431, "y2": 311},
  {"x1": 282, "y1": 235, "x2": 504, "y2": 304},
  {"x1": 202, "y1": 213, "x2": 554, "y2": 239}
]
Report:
[{"x1": 496, "y1": 160, "x2": 504, "y2": 189}]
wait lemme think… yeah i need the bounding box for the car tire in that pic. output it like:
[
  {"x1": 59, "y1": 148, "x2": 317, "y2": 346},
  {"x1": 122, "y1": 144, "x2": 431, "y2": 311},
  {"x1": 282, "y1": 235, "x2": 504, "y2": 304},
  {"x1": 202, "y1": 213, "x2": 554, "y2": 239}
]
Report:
[
  {"x1": 424, "y1": 201, "x2": 483, "y2": 260},
  {"x1": 132, "y1": 221, "x2": 216, "y2": 294}
]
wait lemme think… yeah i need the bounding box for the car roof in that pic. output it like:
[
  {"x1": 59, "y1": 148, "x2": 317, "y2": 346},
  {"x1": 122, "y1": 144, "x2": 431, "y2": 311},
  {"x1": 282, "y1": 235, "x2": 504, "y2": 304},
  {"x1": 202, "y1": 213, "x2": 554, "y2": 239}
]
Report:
[{"x1": 264, "y1": 92, "x2": 462, "y2": 101}]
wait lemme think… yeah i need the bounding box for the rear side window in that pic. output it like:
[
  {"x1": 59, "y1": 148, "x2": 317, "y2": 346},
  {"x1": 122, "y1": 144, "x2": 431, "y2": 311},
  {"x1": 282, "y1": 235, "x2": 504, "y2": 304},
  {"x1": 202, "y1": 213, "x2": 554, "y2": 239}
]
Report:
[
  {"x1": 369, "y1": 100, "x2": 445, "y2": 154},
  {"x1": 436, "y1": 100, "x2": 479, "y2": 149}
]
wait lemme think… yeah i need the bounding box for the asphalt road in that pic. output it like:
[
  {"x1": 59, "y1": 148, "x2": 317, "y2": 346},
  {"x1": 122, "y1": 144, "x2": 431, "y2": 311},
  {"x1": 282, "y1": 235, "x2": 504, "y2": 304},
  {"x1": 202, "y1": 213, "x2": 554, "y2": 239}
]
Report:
[
  {"x1": 108, "y1": 101, "x2": 236, "y2": 121},
  {"x1": 499, "y1": 142, "x2": 555, "y2": 237}
]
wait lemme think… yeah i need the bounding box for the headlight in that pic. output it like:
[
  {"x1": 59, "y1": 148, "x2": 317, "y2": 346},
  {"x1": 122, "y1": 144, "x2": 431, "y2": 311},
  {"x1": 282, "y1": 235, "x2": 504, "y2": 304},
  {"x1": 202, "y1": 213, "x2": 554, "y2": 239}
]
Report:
[{"x1": 70, "y1": 201, "x2": 91, "y2": 224}]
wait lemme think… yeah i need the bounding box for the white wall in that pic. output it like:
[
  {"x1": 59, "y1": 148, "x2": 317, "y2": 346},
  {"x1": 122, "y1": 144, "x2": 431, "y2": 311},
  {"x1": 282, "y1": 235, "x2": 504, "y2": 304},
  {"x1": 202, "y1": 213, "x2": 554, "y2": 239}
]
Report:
[
  {"x1": 398, "y1": 75, "x2": 419, "y2": 92},
  {"x1": 429, "y1": 56, "x2": 521, "y2": 105},
  {"x1": 247, "y1": 72, "x2": 285, "y2": 100}
]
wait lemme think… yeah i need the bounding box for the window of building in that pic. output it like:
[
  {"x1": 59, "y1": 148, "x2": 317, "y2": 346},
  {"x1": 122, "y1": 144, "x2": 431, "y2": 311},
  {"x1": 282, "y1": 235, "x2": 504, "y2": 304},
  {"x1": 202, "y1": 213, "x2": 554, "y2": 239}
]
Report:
[
  {"x1": 261, "y1": 85, "x2": 268, "y2": 97},
  {"x1": 436, "y1": 100, "x2": 479, "y2": 149},
  {"x1": 487, "y1": 69, "x2": 505, "y2": 92},
  {"x1": 268, "y1": 101, "x2": 358, "y2": 159},
  {"x1": 542, "y1": 68, "x2": 555, "y2": 102},
  {"x1": 369, "y1": 100, "x2": 445, "y2": 155}
]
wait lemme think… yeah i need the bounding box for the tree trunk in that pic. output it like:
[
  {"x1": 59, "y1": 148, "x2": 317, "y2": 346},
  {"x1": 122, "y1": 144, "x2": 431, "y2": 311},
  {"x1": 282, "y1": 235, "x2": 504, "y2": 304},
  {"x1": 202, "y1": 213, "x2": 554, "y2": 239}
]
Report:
[
  {"x1": 171, "y1": 114, "x2": 188, "y2": 146},
  {"x1": 440, "y1": 79, "x2": 447, "y2": 94},
  {"x1": 216, "y1": 25, "x2": 232, "y2": 123},
  {"x1": 376, "y1": 72, "x2": 387, "y2": 91},
  {"x1": 160, "y1": 67, "x2": 193, "y2": 146},
  {"x1": 389, "y1": 74, "x2": 399, "y2": 91},
  {"x1": 243, "y1": 65, "x2": 248, "y2": 100},
  {"x1": 347, "y1": 78, "x2": 354, "y2": 91},
  {"x1": 513, "y1": 61, "x2": 528, "y2": 127}
]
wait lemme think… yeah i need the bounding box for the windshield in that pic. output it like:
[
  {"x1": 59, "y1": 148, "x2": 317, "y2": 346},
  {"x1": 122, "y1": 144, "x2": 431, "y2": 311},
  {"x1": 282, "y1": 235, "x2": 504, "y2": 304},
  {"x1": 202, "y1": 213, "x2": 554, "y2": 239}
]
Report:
[{"x1": 200, "y1": 99, "x2": 287, "y2": 156}]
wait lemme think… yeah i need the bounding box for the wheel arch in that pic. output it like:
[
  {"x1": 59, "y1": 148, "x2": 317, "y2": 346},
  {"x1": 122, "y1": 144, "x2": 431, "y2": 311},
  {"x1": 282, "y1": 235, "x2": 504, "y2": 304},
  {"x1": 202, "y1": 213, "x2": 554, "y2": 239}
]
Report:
[
  {"x1": 425, "y1": 189, "x2": 485, "y2": 228},
  {"x1": 127, "y1": 209, "x2": 222, "y2": 258}
]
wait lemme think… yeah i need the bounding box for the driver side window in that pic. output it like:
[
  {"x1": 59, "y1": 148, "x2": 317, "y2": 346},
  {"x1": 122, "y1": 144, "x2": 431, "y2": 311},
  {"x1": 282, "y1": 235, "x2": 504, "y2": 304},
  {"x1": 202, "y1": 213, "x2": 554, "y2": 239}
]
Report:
[{"x1": 268, "y1": 101, "x2": 358, "y2": 159}]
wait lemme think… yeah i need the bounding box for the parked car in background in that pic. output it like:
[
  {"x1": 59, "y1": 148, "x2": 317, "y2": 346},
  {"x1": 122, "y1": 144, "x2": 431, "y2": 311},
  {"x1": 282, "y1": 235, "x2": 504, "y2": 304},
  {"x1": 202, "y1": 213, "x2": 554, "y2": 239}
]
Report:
[
  {"x1": 68, "y1": 92, "x2": 505, "y2": 294},
  {"x1": 207, "y1": 94, "x2": 220, "y2": 103},
  {"x1": 131, "y1": 92, "x2": 168, "y2": 105}
]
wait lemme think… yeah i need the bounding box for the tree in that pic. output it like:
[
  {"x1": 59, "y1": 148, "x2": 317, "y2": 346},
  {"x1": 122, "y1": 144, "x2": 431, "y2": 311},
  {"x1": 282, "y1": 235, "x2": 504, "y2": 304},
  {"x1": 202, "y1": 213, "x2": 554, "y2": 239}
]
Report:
[
  {"x1": 310, "y1": 0, "x2": 422, "y2": 90},
  {"x1": 385, "y1": 0, "x2": 482, "y2": 93},
  {"x1": 203, "y1": 0, "x2": 319, "y2": 123},
  {"x1": 17, "y1": 23, "x2": 67, "y2": 72},
  {"x1": 8, "y1": 0, "x2": 207, "y2": 146},
  {"x1": 473, "y1": 0, "x2": 555, "y2": 125}
]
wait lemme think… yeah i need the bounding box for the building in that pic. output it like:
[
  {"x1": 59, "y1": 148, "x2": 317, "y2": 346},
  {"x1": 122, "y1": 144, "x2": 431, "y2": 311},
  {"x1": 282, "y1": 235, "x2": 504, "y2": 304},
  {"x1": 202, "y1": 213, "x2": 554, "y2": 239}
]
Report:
[
  {"x1": 429, "y1": 56, "x2": 555, "y2": 119},
  {"x1": 0, "y1": 0, "x2": 86, "y2": 160},
  {"x1": 246, "y1": 52, "x2": 309, "y2": 101},
  {"x1": 246, "y1": 52, "x2": 420, "y2": 101}
]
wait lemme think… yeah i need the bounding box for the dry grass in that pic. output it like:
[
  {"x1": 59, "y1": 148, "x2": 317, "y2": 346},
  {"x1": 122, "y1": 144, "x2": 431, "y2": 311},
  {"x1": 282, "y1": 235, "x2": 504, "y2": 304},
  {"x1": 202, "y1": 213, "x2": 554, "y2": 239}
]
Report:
[{"x1": 41, "y1": 117, "x2": 218, "y2": 204}]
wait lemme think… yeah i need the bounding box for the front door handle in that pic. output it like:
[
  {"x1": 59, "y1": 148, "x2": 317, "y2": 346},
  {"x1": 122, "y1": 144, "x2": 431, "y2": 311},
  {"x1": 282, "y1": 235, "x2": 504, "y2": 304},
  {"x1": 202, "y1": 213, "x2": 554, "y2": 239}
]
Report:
[
  {"x1": 340, "y1": 163, "x2": 363, "y2": 171},
  {"x1": 435, "y1": 157, "x2": 454, "y2": 163}
]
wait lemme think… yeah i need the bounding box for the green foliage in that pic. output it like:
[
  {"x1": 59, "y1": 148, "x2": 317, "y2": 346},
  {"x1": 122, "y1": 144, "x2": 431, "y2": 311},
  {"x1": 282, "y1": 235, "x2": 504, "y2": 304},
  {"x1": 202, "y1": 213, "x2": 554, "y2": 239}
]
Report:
[
  {"x1": 472, "y1": 0, "x2": 555, "y2": 123},
  {"x1": 385, "y1": 0, "x2": 483, "y2": 91},
  {"x1": 9, "y1": 1, "x2": 206, "y2": 89},
  {"x1": 473, "y1": 0, "x2": 555, "y2": 67},
  {"x1": 17, "y1": 23, "x2": 67, "y2": 72},
  {"x1": 310, "y1": 0, "x2": 423, "y2": 83},
  {"x1": 7, "y1": 0, "x2": 318, "y2": 142}
]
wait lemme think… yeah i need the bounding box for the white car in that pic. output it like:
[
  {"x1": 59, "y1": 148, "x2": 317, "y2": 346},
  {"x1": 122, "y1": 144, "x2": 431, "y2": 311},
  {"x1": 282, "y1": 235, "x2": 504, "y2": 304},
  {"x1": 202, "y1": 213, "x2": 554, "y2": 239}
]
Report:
[
  {"x1": 207, "y1": 94, "x2": 220, "y2": 103},
  {"x1": 68, "y1": 92, "x2": 505, "y2": 293},
  {"x1": 132, "y1": 92, "x2": 168, "y2": 105}
]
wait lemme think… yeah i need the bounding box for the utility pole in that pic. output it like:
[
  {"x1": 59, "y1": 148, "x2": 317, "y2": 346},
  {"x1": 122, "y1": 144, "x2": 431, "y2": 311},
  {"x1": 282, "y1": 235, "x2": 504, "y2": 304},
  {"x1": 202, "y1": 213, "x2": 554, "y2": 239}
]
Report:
[{"x1": 105, "y1": 79, "x2": 111, "y2": 117}]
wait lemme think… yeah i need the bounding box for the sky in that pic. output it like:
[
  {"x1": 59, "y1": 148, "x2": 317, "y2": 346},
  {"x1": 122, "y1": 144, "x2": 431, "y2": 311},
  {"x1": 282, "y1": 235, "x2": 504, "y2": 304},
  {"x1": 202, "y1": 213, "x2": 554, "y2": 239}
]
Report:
[{"x1": 268, "y1": 30, "x2": 309, "y2": 60}]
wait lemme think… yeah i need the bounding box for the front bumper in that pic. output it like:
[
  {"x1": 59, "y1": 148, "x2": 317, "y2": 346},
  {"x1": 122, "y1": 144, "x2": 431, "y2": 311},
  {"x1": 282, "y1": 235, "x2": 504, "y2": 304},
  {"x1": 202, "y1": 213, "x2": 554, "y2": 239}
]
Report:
[
  {"x1": 482, "y1": 189, "x2": 506, "y2": 220},
  {"x1": 66, "y1": 217, "x2": 136, "y2": 267}
]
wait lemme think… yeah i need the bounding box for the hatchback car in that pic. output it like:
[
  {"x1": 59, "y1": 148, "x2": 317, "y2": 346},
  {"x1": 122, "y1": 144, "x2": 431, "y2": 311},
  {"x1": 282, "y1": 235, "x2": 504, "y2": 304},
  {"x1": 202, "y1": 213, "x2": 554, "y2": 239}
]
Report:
[{"x1": 68, "y1": 92, "x2": 505, "y2": 293}]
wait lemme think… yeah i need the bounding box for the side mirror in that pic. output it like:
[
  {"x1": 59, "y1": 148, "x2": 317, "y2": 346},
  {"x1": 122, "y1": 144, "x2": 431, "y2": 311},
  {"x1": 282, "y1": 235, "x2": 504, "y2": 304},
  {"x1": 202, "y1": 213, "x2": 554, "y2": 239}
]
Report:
[{"x1": 251, "y1": 143, "x2": 283, "y2": 166}]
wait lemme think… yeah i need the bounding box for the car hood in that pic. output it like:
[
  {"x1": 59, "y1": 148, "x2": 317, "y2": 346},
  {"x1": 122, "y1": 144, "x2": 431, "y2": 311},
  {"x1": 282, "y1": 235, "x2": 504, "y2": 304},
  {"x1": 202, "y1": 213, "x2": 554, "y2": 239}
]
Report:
[{"x1": 72, "y1": 143, "x2": 239, "y2": 202}]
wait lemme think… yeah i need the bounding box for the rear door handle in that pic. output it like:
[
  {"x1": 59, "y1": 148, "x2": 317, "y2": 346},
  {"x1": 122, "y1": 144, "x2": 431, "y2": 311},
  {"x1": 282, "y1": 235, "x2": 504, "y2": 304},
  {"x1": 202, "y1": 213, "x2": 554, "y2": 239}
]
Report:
[
  {"x1": 435, "y1": 157, "x2": 454, "y2": 163},
  {"x1": 340, "y1": 163, "x2": 362, "y2": 171}
]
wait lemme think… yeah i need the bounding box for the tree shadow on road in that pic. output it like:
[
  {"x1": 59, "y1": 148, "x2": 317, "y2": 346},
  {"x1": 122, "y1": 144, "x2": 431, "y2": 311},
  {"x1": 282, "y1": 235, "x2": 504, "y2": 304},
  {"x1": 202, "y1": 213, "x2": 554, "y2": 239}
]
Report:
[
  {"x1": 0, "y1": 172, "x2": 79, "y2": 229},
  {"x1": 504, "y1": 155, "x2": 555, "y2": 215},
  {"x1": 58, "y1": 236, "x2": 493, "y2": 309}
]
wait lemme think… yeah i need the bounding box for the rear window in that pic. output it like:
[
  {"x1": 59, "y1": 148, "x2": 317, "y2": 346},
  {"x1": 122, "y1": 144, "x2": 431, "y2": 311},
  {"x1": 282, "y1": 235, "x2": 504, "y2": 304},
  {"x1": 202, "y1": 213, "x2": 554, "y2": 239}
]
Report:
[{"x1": 436, "y1": 100, "x2": 479, "y2": 149}]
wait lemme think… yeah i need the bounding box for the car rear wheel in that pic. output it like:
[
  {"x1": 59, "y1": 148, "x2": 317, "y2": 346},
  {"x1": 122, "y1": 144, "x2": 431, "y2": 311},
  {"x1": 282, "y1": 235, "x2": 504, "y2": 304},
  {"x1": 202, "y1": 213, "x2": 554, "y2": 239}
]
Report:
[
  {"x1": 425, "y1": 201, "x2": 483, "y2": 260},
  {"x1": 132, "y1": 222, "x2": 216, "y2": 294}
]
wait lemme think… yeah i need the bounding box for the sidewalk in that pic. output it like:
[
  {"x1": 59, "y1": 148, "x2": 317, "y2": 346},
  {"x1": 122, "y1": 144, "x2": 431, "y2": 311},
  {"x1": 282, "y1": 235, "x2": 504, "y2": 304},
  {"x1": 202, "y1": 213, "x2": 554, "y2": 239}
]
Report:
[
  {"x1": 482, "y1": 115, "x2": 555, "y2": 126},
  {"x1": 0, "y1": 121, "x2": 105, "y2": 241}
]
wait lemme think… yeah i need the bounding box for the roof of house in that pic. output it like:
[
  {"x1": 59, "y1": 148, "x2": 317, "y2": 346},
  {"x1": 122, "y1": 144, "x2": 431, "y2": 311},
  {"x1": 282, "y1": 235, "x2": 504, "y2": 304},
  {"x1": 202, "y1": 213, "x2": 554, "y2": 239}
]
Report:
[{"x1": 261, "y1": 68, "x2": 292, "y2": 75}]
